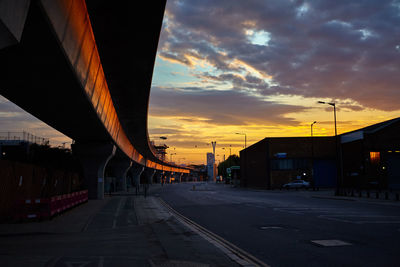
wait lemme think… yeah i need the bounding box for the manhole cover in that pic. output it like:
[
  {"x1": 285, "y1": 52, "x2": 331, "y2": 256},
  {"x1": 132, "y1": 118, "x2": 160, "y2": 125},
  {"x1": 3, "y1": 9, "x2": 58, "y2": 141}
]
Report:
[{"x1": 311, "y1": 239, "x2": 352, "y2": 247}]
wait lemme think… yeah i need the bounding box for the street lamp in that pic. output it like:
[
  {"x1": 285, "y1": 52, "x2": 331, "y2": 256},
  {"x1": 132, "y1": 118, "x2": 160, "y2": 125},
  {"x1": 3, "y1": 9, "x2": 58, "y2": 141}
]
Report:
[
  {"x1": 170, "y1": 153, "x2": 176, "y2": 162},
  {"x1": 235, "y1": 133, "x2": 247, "y2": 149},
  {"x1": 318, "y1": 101, "x2": 341, "y2": 195},
  {"x1": 311, "y1": 121, "x2": 317, "y2": 138},
  {"x1": 235, "y1": 132, "x2": 247, "y2": 188},
  {"x1": 311, "y1": 121, "x2": 317, "y2": 190},
  {"x1": 317, "y1": 101, "x2": 337, "y2": 136}
]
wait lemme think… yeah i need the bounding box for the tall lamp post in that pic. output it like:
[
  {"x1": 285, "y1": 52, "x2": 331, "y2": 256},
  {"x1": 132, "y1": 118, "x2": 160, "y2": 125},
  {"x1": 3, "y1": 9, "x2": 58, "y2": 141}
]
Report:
[
  {"x1": 235, "y1": 132, "x2": 247, "y2": 187},
  {"x1": 235, "y1": 133, "x2": 247, "y2": 149},
  {"x1": 170, "y1": 153, "x2": 176, "y2": 162},
  {"x1": 311, "y1": 121, "x2": 317, "y2": 190},
  {"x1": 211, "y1": 141, "x2": 217, "y2": 182},
  {"x1": 318, "y1": 101, "x2": 341, "y2": 195}
]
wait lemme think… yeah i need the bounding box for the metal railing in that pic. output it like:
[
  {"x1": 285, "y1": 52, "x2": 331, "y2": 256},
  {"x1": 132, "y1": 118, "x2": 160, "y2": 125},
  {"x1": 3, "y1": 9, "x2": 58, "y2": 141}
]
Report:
[{"x1": 0, "y1": 131, "x2": 49, "y2": 145}]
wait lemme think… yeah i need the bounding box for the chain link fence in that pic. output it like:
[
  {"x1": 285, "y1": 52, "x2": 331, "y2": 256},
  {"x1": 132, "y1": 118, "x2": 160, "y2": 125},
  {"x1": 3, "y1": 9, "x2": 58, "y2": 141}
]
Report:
[{"x1": 0, "y1": 131, "x2": 50, "y2": 145}]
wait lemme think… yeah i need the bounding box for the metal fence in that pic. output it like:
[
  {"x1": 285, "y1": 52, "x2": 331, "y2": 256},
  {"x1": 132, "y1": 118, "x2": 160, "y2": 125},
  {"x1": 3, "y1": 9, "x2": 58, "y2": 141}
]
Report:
[{"x1": 0, "y1": 131, "x2": 50, "y2": 145}]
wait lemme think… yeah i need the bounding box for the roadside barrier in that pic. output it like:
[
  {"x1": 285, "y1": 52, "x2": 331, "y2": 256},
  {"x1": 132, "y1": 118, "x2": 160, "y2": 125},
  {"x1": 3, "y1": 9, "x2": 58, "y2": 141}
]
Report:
[
  {"x1": 14, "y1": 190, "x2": 88, "y2": 221},
  {"x1": 340, "y1": 188, "x2": 400, "y2": 201}
]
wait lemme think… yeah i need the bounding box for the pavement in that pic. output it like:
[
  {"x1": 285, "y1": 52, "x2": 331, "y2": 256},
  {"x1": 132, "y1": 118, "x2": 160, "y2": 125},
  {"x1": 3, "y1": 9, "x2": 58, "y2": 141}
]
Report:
[
  {"x1": 250, "y1": 187, "x2": 400, "y2": 206},
  {"x1": 0, "y1": 185, "x2": 242, "y2": 267}
]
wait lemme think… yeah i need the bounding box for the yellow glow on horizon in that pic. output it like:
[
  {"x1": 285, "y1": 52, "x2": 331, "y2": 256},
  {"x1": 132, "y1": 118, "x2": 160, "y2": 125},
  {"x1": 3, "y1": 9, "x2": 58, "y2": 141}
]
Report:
[{"x1": 149, "y1": 105, "x2": 400, "y2": 165}]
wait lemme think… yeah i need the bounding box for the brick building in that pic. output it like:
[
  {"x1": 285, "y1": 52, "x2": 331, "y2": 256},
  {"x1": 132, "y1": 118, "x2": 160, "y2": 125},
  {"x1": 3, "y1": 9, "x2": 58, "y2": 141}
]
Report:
[
  {"x1": 240, "y1": 118, "x2": 400, "y2": 190},
  {"x1": 240, "y1": 137, "x2": 336, "y2": 189}
]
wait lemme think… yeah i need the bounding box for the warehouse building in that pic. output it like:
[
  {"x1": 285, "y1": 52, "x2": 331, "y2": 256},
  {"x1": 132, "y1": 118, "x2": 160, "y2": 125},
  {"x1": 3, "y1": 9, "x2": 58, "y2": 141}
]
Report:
[
  {"x1": 240, "y1": 117, "x2": 400, "y2": 190},
  {"x1": 341, "y1": 117, "x2": 400, "y2": 190},
  {"x1": 240, "y1": 136, "x2": 336, "y2": 189}
]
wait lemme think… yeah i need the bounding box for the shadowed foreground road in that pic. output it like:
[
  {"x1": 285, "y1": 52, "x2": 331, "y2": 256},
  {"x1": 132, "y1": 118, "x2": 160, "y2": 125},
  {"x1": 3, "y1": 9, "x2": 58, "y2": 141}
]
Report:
[
  {"x1": 154, "y1": 183, "x2": 400, "y2": 267},
  {"x1": 0, "y1": 191, "x2": 239, "y2": 267}
]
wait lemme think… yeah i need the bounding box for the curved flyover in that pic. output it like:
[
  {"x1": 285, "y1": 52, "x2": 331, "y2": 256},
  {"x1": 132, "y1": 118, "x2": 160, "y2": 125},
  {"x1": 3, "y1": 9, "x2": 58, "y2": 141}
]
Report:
[{"x1": 0, "y1": 0, "x2": 189, "y2": 197}]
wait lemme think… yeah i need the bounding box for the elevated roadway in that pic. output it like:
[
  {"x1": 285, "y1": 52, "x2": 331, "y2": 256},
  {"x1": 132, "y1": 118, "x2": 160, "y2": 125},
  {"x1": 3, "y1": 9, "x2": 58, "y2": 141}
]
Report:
[{"x1": 0, "y1": 0, "x2": 189, "y2": 199}]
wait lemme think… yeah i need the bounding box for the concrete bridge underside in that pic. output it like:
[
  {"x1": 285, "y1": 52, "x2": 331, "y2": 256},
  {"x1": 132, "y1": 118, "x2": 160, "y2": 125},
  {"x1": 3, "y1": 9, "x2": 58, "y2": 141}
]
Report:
[{"x1": 0, "y1": 0, "x2": 189, "y2": 199}]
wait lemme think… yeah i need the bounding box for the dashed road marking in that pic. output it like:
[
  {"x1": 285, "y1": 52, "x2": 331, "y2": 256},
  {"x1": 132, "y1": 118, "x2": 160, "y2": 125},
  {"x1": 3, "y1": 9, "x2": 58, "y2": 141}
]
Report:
[{"x1": 311, "y1": 240, "x2": 352, "y2": 247}]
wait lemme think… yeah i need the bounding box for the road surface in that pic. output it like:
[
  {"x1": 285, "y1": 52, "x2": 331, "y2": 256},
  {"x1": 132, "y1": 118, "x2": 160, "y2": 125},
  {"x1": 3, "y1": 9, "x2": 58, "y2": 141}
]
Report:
[{"x1": 154, "y1": 182, "x2": 400, "y2": 267}]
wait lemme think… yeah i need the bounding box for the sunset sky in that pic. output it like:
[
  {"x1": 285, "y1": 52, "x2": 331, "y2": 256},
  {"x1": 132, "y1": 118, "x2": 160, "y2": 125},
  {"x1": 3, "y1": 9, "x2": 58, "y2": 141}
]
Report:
[
  {"x1": 148, "y1": 0, "x2": 400, "y2": 164},
  {"x1": 1, "y1": 0, "x2": 400, "y2": 165}
]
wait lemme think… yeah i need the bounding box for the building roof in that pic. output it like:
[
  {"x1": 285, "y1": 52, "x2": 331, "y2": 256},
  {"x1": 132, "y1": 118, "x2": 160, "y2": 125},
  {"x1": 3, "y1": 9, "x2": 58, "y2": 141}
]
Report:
[
  {"x1": 343, "y1": 117, "x2": 400, "y2": 135},
  {"x1": 341, "y1": 117, "x2": 400, "y2": 143}
]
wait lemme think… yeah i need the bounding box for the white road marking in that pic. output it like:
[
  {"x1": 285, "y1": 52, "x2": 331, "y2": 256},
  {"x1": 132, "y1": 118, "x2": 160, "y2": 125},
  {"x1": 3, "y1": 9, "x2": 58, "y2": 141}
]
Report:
[
  {"x1": 112, "y1": 197, "x2": 125, "y2": 229},
  {"x1": 311, "y1": 240, "x2": 352, "y2": 247}
]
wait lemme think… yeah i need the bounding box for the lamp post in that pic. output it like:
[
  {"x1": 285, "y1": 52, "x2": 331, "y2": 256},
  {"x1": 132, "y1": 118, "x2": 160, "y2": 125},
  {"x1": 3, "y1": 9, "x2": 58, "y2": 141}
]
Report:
[
  {"x1": 317, "y1": 101, "x2": 337, "y2": 136},
  {"x1": 170, "y1": 153, "x2": 176, "y2": 162},
  {"x1": 235, "y1": 132, "x2": 247, "y2": 187},
  {"x1": 235, "y1": 133, "x2": 247, "y2": 149},
  {"x1": 311, "y1": 121, "x2": 317, "y2": 190},
  {"x1": 211, "y1": 141, "x2": 217, "y2": 182},
  {"x1": 318, "y1": 101, "x2": 341, "y2": 195}
]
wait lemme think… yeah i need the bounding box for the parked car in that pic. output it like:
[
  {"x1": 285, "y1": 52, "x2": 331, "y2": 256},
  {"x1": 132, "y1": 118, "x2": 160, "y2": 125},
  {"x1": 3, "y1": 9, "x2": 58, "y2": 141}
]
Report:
[{"x1": 283, "y1": 180, "x2": 310, "y2": 189}]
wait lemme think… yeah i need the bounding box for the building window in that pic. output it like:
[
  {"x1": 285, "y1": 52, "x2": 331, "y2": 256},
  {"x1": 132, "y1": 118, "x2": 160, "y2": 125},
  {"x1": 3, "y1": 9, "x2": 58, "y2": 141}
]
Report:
[
  {"x1": 271, "y1": 159, "x2": 308, "y2": 170},
  {"x1": 271, "y1": 159, "x2": 293, "y2": 170},
  {"x1": 369, "y1": 152, "x2": 380, "y2": 164}
]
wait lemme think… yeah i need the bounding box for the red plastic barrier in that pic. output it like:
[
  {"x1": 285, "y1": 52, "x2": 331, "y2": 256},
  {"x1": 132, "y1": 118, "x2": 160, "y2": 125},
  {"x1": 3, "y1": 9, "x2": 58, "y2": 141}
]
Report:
[{"x1": 14, "y1": 190, "x2": 88, "y2": 221}]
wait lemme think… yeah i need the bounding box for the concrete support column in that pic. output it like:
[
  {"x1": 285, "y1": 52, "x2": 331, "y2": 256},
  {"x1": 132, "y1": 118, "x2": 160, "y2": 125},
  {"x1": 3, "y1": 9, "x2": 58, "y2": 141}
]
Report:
[
  {"x1": 154, "y1": 171, "x2": 163, "y2": 184},
  {"x1": 130, "y1": 164, "x2": 144, "y2": 187},
  {"x1": 144, "y1": 168, "x2": 156, "y2": 185},
  {"x1": 72, "y1": 142, "x2": 116, "y2": 200},
  {"x1": 108, "y1": 158, "x2": 132, "y2": 192},
  {"x1": 165, "y1": 172, "x2": 172, "y2": 184}
]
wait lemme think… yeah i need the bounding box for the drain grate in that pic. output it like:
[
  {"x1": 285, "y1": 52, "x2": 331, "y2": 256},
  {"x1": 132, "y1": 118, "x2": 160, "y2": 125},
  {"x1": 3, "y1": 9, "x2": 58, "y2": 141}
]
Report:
[{"x1": 311, "y1": 239, "x2": 352, "y2": 247}]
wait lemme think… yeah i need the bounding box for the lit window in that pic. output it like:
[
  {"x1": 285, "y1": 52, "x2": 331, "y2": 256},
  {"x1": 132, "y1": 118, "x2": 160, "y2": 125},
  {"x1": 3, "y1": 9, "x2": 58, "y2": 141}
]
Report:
[{"x1": 370, "y1": 152, "x2": 380, "y2": 164}]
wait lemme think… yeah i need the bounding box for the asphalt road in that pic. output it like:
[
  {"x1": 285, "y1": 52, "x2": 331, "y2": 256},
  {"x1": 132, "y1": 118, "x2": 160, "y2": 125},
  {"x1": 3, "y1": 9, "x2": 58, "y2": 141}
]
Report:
[{"x1": 154, "y1": 182, "x2": 400, "y2": 267}]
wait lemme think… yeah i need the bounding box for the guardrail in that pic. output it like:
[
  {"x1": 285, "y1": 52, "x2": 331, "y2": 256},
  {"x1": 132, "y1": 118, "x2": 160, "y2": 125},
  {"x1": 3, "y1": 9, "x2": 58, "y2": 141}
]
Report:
[
  {"x1": 0, "y1": 131, "x2": 49, "y2": 145},
  {"x1": 14, "y1": 190, "x2": 88, "y2": 221}
]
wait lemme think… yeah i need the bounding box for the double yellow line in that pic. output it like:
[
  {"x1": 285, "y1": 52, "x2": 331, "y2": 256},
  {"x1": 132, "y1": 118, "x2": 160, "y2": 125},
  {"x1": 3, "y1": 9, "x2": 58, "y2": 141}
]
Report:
[{"x1": 158, "y1": 198, "x2": 271, "y2": 267}]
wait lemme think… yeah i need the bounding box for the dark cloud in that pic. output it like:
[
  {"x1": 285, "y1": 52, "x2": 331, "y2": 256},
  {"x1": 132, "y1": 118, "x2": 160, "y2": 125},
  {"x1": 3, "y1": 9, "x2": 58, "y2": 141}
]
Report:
[
  {"x1": 160, "y1": 0, "x2": 400, "y2": 111},
  {"x1": 149, "y1": 87, "x2": 307, "y2": 126}
]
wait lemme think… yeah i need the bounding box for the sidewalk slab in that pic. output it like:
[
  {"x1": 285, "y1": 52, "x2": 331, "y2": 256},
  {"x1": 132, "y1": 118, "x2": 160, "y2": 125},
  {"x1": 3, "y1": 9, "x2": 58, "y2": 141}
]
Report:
[{"x1": 0, "y1": 188, "x2": 240, "y2": 267}]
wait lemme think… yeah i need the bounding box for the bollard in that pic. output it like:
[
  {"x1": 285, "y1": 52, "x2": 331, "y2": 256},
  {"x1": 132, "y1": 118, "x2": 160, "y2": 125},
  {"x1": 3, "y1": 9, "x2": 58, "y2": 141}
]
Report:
[
  {"x1": 367, "y1": 191, "x2": 370, "y2": 198},
  {"x1": 192, "y1": 185, "x2": 196, "y2": 191},
  {"x1": 396, "y1": 193, "x2": 399, "y2": 201},
  {"x1": 351, "y1": 190, "x2": 355, "y2": 197},
  {"x1": 359, "y1": 191, "x2": 362, "y2": 198},
  {"x1": 376, "y1": 192, "x2": 379, "y2": 199},
  {"x1": 385, "y1": 192, "x2": 389, "y2": 200}
]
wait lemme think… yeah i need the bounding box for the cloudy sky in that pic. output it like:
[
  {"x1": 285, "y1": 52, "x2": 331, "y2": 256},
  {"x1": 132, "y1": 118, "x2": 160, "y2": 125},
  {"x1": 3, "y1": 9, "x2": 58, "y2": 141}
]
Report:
[
  {"x1": 148, "y1": 0, "x2": 400, "y2": 164},
  {"x1": 1, "y1": 0, "x2": 399, "y2": 164}
]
